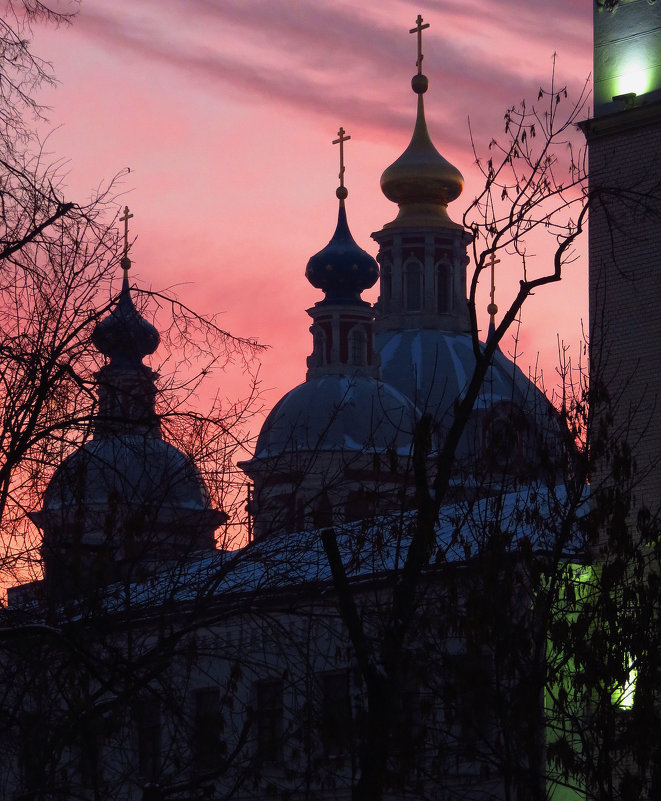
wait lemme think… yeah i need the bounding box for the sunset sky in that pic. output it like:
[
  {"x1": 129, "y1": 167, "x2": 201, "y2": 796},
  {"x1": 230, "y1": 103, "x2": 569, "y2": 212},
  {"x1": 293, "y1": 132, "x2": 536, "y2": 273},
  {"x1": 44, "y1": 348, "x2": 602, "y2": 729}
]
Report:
[{"x1": 30, "y1": 0, "x2": 593, "y2": 441}]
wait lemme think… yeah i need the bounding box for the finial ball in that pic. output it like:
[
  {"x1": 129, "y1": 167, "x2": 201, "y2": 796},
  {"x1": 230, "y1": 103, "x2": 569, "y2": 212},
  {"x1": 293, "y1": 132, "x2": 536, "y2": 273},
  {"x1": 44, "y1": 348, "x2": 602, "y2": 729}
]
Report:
[
  {"x1": 336, "y1": 186, "x2": 348, "y2": 200},
  {"x1": 411, "y1": 73, "x2": 429, "y2": 94}
]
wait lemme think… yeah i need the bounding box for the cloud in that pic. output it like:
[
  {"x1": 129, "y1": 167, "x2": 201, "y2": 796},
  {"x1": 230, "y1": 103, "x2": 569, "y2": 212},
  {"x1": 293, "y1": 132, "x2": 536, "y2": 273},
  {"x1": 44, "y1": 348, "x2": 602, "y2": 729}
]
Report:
[{"x1": 71, "y1": 0, "x2": 590, "y2": 172}]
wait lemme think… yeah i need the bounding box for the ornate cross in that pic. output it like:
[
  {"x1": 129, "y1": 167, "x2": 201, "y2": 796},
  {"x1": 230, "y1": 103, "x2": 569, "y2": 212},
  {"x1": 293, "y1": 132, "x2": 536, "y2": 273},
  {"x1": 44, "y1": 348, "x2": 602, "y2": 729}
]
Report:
[
  {"x1": 409, "y1": 14, "x2": 430, "y2": 75},
  {"x1": 119, "y1": 205, "x2": 133, "y2": 261},
  {"x1": 486, "y1": 252, "x2": 501, "y2": 325},
  {"x1": 332, "y1": 127, "x2": 351, "y2": 188}
]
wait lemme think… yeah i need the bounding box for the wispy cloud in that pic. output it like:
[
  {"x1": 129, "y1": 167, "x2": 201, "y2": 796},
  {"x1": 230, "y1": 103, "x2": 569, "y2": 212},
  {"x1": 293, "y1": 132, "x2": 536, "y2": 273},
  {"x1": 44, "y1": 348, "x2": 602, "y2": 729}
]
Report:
[{"x1": 74, "y1": 0, "x2": 591, "y2": 154}]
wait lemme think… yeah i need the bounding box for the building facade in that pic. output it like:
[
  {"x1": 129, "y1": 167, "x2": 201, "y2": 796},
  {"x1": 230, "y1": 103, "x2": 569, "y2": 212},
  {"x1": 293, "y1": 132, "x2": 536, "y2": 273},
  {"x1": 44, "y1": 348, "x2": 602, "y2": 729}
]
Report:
[{"x1": 583, "y1": 0, "x2": 661, "y2": 517}]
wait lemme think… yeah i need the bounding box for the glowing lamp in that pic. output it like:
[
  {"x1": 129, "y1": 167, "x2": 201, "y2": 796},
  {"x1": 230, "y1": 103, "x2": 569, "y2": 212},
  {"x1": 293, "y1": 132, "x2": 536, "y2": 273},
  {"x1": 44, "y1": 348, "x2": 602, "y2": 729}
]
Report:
[{"x1": 615, "y1": 59, "x2": 650, "y2": 98}]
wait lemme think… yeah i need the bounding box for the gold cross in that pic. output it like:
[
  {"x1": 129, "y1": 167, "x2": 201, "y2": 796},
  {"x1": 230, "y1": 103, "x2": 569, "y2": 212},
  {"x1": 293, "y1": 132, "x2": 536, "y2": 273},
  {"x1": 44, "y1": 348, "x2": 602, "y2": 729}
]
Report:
[
  {"x1": 486, "y1": 252, "x2": 501, "y2": 325},
  {"x1": 409, "y1": 14, "x2": 430, "y2": 75},
  {"x1": 119, "y1": 205, "x2": 133, "y2": 261},
  {"x1": 332, "y1": 127, "x2": 351, "y2": 188}
]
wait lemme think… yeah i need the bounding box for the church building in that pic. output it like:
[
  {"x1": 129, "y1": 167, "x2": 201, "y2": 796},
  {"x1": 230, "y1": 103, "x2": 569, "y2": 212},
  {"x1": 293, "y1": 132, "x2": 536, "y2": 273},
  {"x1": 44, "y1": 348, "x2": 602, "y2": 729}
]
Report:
[{"x1": 3, "y1": 4, "x2": 660, "y2": 801}]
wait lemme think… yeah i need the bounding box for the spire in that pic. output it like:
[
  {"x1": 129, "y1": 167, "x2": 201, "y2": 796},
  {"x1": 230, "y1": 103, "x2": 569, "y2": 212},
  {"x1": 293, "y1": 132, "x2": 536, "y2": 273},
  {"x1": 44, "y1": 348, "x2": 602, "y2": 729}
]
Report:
[
  {"x1": 380, "y1": 14, "x2": 464, "y2": 230},
  {"x1": 119, "y1": 205, "x2": 133, "y2": 280},
  {"x1": 91, "y1": 208, "x2": 161, "y2": 436},
  {"x1": 305, "y1": 128, "x2": 379, "y2": 305},
  {"x1": 486, "y1": 252, "x2": 500, "y2": 343},
  {"x1": 372, "y1": 17, "x2": 473, "y2": 335}
]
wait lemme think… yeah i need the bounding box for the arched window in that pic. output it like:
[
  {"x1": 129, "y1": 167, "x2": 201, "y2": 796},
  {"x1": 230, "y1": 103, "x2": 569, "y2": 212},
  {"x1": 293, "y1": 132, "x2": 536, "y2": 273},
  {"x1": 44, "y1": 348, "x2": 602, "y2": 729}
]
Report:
[
  {"x1": 273, "y1": 492, "x2": 296, "y2": 532},
  {"x1": 436, "y1": 261, "x2": 451, "y2": 313},
  {"x1": 381, "y1": 261, "x2": 392, "y2": 308},
  {"x1": 404, "y1": 258, "x2": 422, "y2": 311},
  {"x1": 483, "y1": 405, "x2": 526, "y2": 473},
  {"x1": 311, "y1": 326, "x2": 327, "y2": 367},
  {"x1": 345, "y1": 488, "x2": 376, "y2": 523},
  {"x1": 313, "y1": 492, "x2": 333, "y2": 528},
  {"x1": 348, "y1": 326, "x2": 367, "y2": 366}
]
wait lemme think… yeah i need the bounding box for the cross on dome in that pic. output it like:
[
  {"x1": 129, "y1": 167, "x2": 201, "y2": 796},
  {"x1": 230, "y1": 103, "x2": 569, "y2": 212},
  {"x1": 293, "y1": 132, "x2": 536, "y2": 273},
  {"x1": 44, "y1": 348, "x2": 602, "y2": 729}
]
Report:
[
  {"x1": 119, "y1": 205, "x2": 134, "y2": 277},
  {"x1": 486, "y1": 252, "x2": 501, "y2": 325},
  {"x1": 409, "y1": 14, "x2": 430, "y2": 75},
  {"x1": 333, "y1": 126, "x2": 351, "y2": 199},
  {"x1": 304, "y1": 129, "x2": 378, "y2": 304}
]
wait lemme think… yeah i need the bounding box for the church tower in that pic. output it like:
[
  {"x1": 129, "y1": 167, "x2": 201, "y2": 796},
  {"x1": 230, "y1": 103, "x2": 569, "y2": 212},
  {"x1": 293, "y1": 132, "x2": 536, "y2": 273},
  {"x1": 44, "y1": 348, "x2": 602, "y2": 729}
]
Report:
[
  {"x1": 241, "y1": 137, "x2": 417, "y2": 539},
  {"x1": 372, "y1": 16, "x2": 559, "y2": 480},
  {"x1": 582, "y1": 0, "x2": 661, "y2": 516},
  {"x1": 32, "y1": 211, "x2": 225, "y2": 600},
  {"x1": 372, "y1": 16, "x2": 473, "y2": 420}
]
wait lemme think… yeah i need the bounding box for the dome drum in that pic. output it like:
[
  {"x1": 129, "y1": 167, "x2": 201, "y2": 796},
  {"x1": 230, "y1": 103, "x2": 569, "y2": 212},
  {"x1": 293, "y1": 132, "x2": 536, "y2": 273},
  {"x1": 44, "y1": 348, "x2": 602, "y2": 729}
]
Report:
[
  {"x1": 306, "y1": 305, "x2": 379, "y2": 379},
  {"x1": 239, "y1": 375, "x2": 419, "y2": 539},
  {"x1": 372, "y1": 227, "x2": 472, "y2": 333},
  {"x1": 243, "y1": 448, "x2": 416, "y2": 540}
]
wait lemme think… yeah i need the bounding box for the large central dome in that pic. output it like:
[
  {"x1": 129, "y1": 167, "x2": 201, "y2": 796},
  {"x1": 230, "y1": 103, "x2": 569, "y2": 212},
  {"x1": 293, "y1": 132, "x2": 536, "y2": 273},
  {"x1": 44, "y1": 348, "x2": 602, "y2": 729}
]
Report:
[{"x1": 376, "y1": 328, "x2": 563, "y2": 477}]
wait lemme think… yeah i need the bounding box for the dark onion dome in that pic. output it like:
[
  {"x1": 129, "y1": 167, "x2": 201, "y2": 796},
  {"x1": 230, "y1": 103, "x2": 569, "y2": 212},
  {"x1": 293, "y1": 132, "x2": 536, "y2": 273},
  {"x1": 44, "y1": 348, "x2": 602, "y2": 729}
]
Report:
[
  {"x1": 380, "y1": 73, "x2": 464, "y2": 230},
  {"x1": 92, "y1": 273, "x2": 160, "y2": 368},
  {"x1": 245, "y1": 375, "x2": 418, "y2": 461},
  {"x1": 305, "y1": 199, "x2": 379, "y2": 305}
]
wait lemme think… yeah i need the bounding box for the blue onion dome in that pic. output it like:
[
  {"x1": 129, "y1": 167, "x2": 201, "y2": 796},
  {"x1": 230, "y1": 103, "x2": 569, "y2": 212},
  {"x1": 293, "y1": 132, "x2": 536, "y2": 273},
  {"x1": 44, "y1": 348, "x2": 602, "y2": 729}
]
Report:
[
  {"x1": 380, "y1": 72, "x2": 464, "y2": 229},
  {"x1": 305, "y1": 194, "x2": 379, "y2": 305},
  {"x1": 92, "y1": 270, "x2": 160, "y2": 368}
]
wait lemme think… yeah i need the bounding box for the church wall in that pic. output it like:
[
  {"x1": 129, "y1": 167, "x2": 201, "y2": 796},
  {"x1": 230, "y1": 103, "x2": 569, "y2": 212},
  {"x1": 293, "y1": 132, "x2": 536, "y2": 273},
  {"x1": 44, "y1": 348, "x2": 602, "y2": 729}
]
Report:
[{"x1": 1, "y1": 563, "x2": 553, "y2": 801}]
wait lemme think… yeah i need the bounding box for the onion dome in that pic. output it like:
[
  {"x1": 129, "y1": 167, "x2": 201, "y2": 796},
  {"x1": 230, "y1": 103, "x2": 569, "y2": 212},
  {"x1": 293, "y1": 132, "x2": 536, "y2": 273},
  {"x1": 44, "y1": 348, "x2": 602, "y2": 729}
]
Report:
[
  {"x1": 380, "y1": 71, "x2": 464, "y2": 229},
  {"x1": 305, "y1": 198, "x2": 379, "y2": 305},
  {"x1": 92, "y1": 272, "x2": 160, "y2": 368},
  {"x1": 306, "y1": 129, "x2": 379, "y2": 305}
]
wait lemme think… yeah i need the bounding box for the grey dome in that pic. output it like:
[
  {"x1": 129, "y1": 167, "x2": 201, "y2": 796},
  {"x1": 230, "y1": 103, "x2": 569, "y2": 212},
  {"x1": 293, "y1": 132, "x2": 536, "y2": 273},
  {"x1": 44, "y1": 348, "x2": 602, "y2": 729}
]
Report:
[
  {"x1": 36, "y1": 434, "x2": 223, "y2": 593},
  {"x1": 377, "y1": 329, "x2": 548, "y2": 420},
  {"x1": 253, "y1": 375, "x2": 418, "y2": 460},
  {"x1": 42, "y1": 434, "x2": 210, "y2": 514},
  {"x1": 376, "y1": 329, "x2": 564, "y2": 474}
]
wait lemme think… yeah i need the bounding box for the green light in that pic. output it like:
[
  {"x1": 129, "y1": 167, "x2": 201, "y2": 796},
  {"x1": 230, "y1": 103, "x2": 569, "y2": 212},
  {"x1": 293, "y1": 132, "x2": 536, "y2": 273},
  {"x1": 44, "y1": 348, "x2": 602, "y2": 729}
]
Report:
[
  {"x1": 616, "y1": 60, "x2": 650, "y2": 97},
  {"x1": 610, "y1": 657, "x2": 637, "y2": 710}
]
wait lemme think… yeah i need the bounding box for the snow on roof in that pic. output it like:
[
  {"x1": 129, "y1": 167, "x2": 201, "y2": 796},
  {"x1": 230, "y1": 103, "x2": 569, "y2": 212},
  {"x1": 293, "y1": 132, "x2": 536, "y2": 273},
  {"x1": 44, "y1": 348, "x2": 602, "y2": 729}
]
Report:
[{"x1": 116, "y1": 482, "x2": 588, "y2": 610}]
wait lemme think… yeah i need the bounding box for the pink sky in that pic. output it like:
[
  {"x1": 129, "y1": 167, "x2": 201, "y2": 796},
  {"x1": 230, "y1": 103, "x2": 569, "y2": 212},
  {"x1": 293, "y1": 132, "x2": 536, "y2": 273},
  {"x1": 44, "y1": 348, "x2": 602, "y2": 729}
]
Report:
[{"x1": 30, "y1": 0, "x2": 593, "y2": 451}]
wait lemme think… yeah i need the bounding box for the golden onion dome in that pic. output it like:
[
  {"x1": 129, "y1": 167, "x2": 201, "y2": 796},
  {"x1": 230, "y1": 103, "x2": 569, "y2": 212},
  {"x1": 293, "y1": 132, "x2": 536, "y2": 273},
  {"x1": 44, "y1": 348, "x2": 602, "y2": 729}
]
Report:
[{"x1": 381, "y1": 74, "x2": 464, "y2": 229}]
